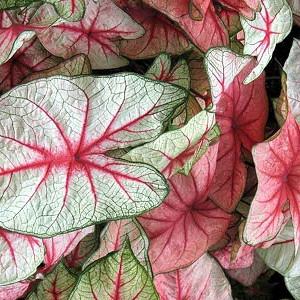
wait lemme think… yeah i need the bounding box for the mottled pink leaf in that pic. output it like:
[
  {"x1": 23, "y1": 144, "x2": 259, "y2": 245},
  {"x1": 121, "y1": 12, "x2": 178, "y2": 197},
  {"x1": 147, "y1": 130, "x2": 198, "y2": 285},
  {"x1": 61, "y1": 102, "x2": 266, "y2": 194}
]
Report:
[
  {"x1": 37, "y1": 0, "x2": 145, "y2": 69},
  {"x1": 143, "y1": 0, "x2": 229, "y2": 51},
  {"x1": 243, "y1": 113, "x2": 300, "y2": 252},
  {"x1": 155, "y1": 253, "x2": 232, "y2": 300},
  {"x1": 206, "y1": 49, "x2": 268, "y2": 212},
  {"x1": 42, "y1": 227, "x2": 93, "y2": 272},
  {"x1": 138, "y1": 145, "x2": 231, "y2": 274},
  {"x1": 119, "y1": 6, "x2": 191, "y2": 59},
  {"x1": 0, "y1": 37, "x2": 61, "y2": 93},
  {"x1": 0, "y1": 4, "x2": 60, "y2": 66},
  {"x1": 0, "y1": 281, "x2": 30, "y2": 300},
  {"x1": 213, "y1": 242, "x2": 254, "y2": 269},
  {"x1": 218, "y1": 0, "x2": 261, "y2": 19},
  {"x1": 226, "y1": 252, "x2": 266, "y2": 287}
]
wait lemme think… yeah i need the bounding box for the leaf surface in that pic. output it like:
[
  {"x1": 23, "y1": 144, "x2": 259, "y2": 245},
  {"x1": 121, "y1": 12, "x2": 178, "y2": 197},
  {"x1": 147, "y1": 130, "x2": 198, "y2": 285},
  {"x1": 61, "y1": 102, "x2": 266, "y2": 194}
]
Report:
[
  {"x1": 0, "y1": 230, "x2": 44, "y2": 285},
  {"x1": 0, "y1": 10, "x2": 35, "y2": 65},
  {"x1": 23, "y1": 54, "x2": 91, "y2": 83},
  {"x1": 42, "y1": 227, "x2": 93, "y2": 272},
  {"x1": 85, "y1": 219, "x2": 152, "y2": 274},
  {"x1": 0, "y1": 281, "x2": 30, "y2": 300},
  {"x1": 65, "y1": 229, "x2": 100, "y2": 270},
  {"x1": 119, "y1": 6, "x2": 191, "y2": 59},
  {"x1": 0, "y1": 37, "x2": 61, "y2": 93},
  {"x1": 70, "y1": 241, "x2": 159, "y2": 300},
  {"x1": 124, "y1": 108, "x2": 218, "y2": 178},
  {"x1": 27, "y1": 262, "x2": 76, "y2": 300},
  {"x1": 205, "y1": 48, "x2": 268, "y2": 211},
  {"x1": 143, "y1": 0, "x2": 229, "y2": 51},
  {"x1": 218, "y1": 0, "x2": 261, "y2": 19},
  {"x1": 241, "y1": 0, "x2": 292, "y2": 83},
  {"x1": 283, "y1": 38, "x2": 300, "y2": 122},
  {"x1": 154, "y1": 253, "x2": 232, "y2": 300},
  {"x1": 0, "y1": 74, "x2": 186, "y2": 237},
  {"x1": 138, "y1": 145, "x2": 231, "y2": 274},
  {"x1": 146, "y1": 53, "x2": 190, "y2": 90},
  {"x1": 244, "y1": 114, "x2": 300, "y2": 251},
  {"x1": 37, "y1": 0, "x2": 144, "y2": 69},
  {"x1": 0, "y1": 0, "x2": 85, "y2": 21}
]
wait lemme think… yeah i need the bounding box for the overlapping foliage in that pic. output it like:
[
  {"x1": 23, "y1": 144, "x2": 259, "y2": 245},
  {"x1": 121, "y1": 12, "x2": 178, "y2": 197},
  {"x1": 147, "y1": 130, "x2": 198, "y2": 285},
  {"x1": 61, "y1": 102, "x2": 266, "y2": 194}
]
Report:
[{"x1": 0, "y1": 0, "x2": 298, "y2": 299}]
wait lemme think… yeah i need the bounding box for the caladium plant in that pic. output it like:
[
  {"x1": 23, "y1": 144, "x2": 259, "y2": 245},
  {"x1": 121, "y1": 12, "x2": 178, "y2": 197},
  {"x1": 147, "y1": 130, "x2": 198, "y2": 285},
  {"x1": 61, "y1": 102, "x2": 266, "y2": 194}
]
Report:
[{"x1": 0, "y1": 0, "x2": 298, "y2": 298}]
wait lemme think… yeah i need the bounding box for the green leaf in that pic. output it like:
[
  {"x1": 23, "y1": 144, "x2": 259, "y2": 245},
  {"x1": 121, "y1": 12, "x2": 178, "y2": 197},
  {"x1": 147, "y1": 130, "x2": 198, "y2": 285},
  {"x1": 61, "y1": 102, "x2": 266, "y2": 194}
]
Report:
[
  {"x1": 241, "y1": 0, "x2": 292, "y2": 83},
  {"x1": 146, "y1": 53, "x2": 190, "y2": 90},
  {"x1": 123, "y1": 108, "x2": 218, "y2": 178},
  {"x1": 84, "y1": 219, "x2": 152, "y2": 275},
  {"x1": 26, "y1": 262, "x2": 77, "y2": 300},
  {"x1": 0, "y1": 74, "x2": 187, "y2": 237},
  {"x1": 70, "y1": 241, "x2": 159, "y2": 299}
]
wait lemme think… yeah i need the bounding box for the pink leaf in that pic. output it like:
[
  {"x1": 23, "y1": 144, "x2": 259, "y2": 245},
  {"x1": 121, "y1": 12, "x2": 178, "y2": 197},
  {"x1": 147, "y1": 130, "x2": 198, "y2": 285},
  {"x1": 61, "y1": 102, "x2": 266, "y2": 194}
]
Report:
[
  {"x1": 206, "y1": 49, "x2": 268, "y2": 212},
  {"x1": 218, "y1": 0, "x2": 261, "y2": 19},
  {"x1": 0, "y1": 10, "x2": 35, "y2": 65},
  {"x1": 0, "y1": 281, "x2": 30, "y2": 300},
  {"x1": 143, "y1": 0, "x2": 229, "y2": 51},
  {"x1": 42, "y1": 227, "x2": 93, "y2": 272},
  {"x1": 0, "y1": 37, "x2": 61, "y2": 93},
  {"x1": 119, "y1": 6, "x2": 191, "y2": 59},
  {"x1": 37, "y1": 0, "x2": 145, "y2": 69},
  {"x1": 155, "y1": 253, "x2": 232, "y2": 300},
  {"x1": 138, "y1": 145, "x2": 231, "y2": 274},
  {"x1": 226, "y1": 253, "x2": 266, "y2": 287},
  {"x1": 213, "y1": 242, "x2": 254, "y2": 269},
  {"x1": 0, "y1": 229, "x2": 44, "y2": 285},
  {"x1": 243, "y1": 113, "x2": 300, "y2": 252}
]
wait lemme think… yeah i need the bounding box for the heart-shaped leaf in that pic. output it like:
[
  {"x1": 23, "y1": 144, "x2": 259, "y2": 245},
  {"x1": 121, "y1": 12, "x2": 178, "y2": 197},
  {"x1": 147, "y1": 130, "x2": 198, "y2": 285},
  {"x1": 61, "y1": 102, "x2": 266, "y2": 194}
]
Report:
[
  {"x1": 241, "y1": 0, "x2": 292, "y2": 83},
  {"x1": 205, "y1": 48, "x2": 268, "y2": 212},
  {"x1": 0, "y1": 230, "x2": 44, "y2": 285},
  {"x1": 138, "y1": 145, "x2": 231, "y2": 274},
  {"x1": 243, "y1": 113, "x2": 300, "y2": 251},
  {"x1": 37, "y1": 0, "x2": 145, "y2": 69},
  {"x1": 154, "y1": 253, "x2": 232, "y2": 300},
  {"x1": 85, "y1": 219, "x2": 152, "y2": 274},
  {"x1": 70, "y1": 240, "x2": 159, "y2": 299},
  {"x1": 0, "y1": 74, "x2": 186, "y2": 237},
  {"x1": 143, "y1": 0, "x2": 229, "y2": 51},
  {"x1": 119, "y1": 6, "x2": 191, "y2": 59},
  {"x1": 27, "y1": 262, "x2": 77, "y2": 300}
]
